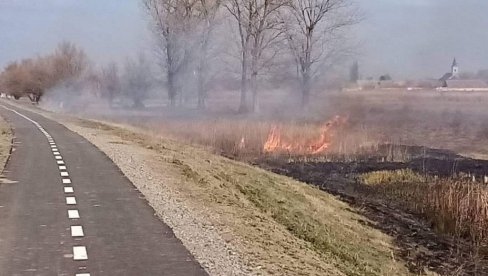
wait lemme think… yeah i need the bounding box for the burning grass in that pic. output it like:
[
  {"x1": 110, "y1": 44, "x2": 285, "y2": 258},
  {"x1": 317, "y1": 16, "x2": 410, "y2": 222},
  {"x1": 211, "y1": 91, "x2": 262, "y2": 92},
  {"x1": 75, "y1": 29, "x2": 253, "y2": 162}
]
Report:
[{"x1": 139, "y1": 116, "x2": 359, "y2": 158}]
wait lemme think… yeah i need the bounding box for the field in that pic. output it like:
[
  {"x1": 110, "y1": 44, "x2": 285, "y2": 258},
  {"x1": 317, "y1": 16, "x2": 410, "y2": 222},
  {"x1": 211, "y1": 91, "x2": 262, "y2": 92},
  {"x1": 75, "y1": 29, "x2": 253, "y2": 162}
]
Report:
[{"x1": 38, "y1": 88, "x2": 488, "y2": 274}]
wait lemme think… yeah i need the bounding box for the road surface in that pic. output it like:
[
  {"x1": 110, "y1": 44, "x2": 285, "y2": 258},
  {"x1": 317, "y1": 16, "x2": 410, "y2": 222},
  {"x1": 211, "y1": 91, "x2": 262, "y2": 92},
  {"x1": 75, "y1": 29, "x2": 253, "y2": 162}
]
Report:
[{"x1": 0, "y1": 102, "x2": 207, "y2": 276}]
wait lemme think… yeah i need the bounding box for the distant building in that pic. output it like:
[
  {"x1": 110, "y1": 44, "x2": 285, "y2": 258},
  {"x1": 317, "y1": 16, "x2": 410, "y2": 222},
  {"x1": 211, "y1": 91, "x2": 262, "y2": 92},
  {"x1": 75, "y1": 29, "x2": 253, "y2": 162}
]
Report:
[
  {"x1": 439, "y1": 58, "x2": 459, "y2": 83},
  {"x1": 438, "y1": 58, "x2": 488, "y2": 91}
]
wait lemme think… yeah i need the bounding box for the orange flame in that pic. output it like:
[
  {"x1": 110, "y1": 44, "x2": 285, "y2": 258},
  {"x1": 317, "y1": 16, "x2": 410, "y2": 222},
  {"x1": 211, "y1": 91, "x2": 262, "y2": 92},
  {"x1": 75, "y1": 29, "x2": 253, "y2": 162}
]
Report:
[{"x1": 263, "y1": 115, "x2": 346, "y2": 155}]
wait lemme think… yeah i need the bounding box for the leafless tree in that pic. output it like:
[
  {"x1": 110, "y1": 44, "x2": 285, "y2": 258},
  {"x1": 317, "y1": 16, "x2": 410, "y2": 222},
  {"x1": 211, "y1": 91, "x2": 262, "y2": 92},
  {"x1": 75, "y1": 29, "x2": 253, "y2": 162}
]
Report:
[
  {"x1": 51, "y1": 41, "x2": 89, "y2": 82},
  {"x1": 142, "y1": 0, "x2": 199, "y2": 107},
  {"x1": 99, "y1": 62, "x2": 120, "y2": 106},
  {"x1": 225, "y1": 0, "x2": 286, "y2": 113},
  {"x1": 194, "y1": 0, "x2": 222, "y2": 109},
  {"x1": 123, "y1": 54, "x2": 153, "y2": 108},
  {"x1": 284, "y1": 0, "x2": 358, "y2": 107}
]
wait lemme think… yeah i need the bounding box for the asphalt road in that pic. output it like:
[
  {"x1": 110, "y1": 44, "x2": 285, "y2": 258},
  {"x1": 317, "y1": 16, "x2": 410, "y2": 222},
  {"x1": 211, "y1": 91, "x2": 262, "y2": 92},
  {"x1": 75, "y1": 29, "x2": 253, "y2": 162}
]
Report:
[{"x1": 0, "y1": 103, "x2": 207, "y2": 276}]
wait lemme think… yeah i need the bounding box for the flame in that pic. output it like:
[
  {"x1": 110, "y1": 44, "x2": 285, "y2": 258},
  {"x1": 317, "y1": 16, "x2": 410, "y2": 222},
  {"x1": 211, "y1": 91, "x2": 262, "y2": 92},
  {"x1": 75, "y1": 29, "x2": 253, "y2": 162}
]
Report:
[{"x1": 263, "y1": 115, "x2": 346, "y2": 155}]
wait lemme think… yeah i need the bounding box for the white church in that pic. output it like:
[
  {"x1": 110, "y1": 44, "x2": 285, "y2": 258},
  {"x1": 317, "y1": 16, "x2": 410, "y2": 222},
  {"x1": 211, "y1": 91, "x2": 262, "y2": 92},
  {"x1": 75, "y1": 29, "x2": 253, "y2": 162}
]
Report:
[{"x1": 438, "y1": 58, "x2": 488, "y2": 91}]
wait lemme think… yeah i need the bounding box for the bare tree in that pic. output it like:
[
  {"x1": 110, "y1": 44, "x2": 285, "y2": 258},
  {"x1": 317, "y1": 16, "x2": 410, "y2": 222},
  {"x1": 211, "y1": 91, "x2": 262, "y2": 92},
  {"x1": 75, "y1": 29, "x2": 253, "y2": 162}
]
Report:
[
  {"x1": 143, "y1": 0, "x2": 199, "y2": 107},
  {"x1": 123, "y1": 54, "x2": 153, "y2": 108},
  {"x1": 194, "y1": 0, "x2": 222, "y2": 109},
  {"x1": 99, "y1": 62, "x2": 120, "y2": 106},
  {"x1": 51, "y1": 41, "x2": 89, "y2": 82},
  {"x1": 284, "y1": 0, "x2": 358, "y2": 107},
  {"x1": 225, "y1": 0, "x2": 286, "y2": 113}
]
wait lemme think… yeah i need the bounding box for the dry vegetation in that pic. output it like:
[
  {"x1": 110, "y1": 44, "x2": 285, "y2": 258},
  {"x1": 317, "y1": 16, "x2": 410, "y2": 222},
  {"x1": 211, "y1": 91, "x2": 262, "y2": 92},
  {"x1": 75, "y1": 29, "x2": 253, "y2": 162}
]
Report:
[
  {"x1": 77, "y1": 120, "x2": 414, "y2": 275},
  {"x1": 8, "y1": 101, "x2": 416, "y2": 275},
  {"x1": 360, "y1": 170, "x2": 488, "y2": 249},
  {"x1": 0, "y1": 115, "x2": 11, "y2": 169}
]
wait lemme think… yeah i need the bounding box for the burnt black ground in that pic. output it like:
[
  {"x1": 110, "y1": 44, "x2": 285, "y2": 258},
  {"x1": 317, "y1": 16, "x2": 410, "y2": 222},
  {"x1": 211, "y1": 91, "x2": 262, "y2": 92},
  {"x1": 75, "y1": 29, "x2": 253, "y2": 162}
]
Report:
[{"x1": 0, "y1": 102, "x2": 207, "y2": 276}]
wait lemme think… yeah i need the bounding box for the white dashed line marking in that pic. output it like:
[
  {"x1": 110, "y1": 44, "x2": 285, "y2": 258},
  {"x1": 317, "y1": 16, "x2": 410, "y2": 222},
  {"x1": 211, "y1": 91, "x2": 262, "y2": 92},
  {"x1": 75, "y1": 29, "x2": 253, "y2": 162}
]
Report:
[
  {"x1": 66, "y1": 197, "x2": 77, "y2": 205},
  {"x1": 73, "y1": 246, "x2": 88, "y2": 260},
  {"x1": 1, "y1": 105, "x2": 92, "y2": 272},
  {"x1": 71, "y1": 226, "x2": 84, "y2": 237},
  {"x1": 68, "y1": 210, "x2": 80, "y2": 219}
]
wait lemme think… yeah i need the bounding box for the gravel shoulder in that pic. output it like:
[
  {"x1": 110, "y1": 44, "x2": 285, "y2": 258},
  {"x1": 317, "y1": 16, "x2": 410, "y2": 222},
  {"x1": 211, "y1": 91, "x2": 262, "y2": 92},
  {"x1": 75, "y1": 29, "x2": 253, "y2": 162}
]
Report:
[{"x1": 4, "y1": 100, "x2": 416, "y2": 275}]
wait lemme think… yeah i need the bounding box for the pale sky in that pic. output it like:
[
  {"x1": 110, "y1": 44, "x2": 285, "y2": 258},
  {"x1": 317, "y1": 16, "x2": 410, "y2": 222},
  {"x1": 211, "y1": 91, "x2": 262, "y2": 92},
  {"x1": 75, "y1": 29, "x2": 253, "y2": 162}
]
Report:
[{"x1": 1, "y1": 0, "x2": 487, "y2": 79}]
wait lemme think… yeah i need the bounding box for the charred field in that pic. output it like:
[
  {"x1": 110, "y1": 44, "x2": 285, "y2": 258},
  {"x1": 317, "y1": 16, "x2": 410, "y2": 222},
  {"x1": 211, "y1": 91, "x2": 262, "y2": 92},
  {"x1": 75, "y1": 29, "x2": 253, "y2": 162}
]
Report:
[{"x1": 255, "y1": 144, "x2": 488, "y2": 275}]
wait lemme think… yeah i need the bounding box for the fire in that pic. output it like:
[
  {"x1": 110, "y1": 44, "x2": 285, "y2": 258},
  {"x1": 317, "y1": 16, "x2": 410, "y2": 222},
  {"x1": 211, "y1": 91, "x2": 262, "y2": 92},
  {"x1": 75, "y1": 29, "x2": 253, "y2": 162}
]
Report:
[{"x1": 263, "y1": 115, "x2": 346, "y2": 155}]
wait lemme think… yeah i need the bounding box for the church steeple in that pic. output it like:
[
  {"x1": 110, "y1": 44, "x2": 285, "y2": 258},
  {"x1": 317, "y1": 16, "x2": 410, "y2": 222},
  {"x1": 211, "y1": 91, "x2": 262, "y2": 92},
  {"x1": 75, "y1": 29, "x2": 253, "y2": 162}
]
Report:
[{"x1": 451, "y1": 58, "x2": 459, "y2": 77}]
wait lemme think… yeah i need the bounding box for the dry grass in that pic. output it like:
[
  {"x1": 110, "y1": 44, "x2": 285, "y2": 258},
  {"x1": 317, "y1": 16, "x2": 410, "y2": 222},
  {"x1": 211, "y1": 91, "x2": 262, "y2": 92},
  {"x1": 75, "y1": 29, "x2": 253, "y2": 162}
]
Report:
[
  {"x1": 0, "y1": 115, "x2": 12, "y2": 170},
  {"x1": 360, "y1": 170, "x2": 488, "y2": 247},
  {"x1": 71, "y1": 118, "x2": 414, "y2": 275},
  {"x1": 104, "y1": 116, "x2": 377, "y2": 160}
]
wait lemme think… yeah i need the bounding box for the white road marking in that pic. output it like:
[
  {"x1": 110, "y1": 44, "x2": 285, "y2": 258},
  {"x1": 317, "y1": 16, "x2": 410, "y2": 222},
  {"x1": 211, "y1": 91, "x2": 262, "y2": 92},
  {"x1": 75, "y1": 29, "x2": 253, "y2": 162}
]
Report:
[
  {"x1": 73, "y1": 246, "x2": 88, "y2": 260},
  {"x1": 75, "y1": 273, "x2": 90, "y2": 276},
  {"x1": 0, "y1": 105, "x2": 93, "y2": 271},
  {"x1": 66, "y1": 197, "x2": 77, "y2": 205},
  {"x1": 68, "y1": 210, "x2": 80, "y2": 219},
  {"x1": 71, "y1": 226, "x2": 84, "y2": 237}
]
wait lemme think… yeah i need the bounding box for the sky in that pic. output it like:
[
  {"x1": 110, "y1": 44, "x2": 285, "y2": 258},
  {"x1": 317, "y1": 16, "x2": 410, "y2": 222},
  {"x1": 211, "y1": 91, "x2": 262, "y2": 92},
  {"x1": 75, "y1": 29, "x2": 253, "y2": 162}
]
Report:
[
  {"x1": 0, "y1": 0, "x2": 150, "y2": 68},
  {"x1": 0, "y1": 0, "x2": 487, "y2": 79}
]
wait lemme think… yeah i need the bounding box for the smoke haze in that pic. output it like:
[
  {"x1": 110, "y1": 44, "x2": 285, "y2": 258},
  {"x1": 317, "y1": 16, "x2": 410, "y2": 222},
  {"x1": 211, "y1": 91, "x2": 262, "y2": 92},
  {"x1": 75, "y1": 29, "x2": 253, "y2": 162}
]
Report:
[{"x1": 1, "y1": 0, "x2": 487, "y2": 79}]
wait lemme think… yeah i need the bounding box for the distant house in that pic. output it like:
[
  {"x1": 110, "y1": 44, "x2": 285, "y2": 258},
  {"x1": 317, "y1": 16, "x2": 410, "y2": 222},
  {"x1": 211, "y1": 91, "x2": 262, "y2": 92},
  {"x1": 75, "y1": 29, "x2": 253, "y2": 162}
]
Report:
[{"x1": 438, "y1": 58, "x2": 488, "y2": 91}]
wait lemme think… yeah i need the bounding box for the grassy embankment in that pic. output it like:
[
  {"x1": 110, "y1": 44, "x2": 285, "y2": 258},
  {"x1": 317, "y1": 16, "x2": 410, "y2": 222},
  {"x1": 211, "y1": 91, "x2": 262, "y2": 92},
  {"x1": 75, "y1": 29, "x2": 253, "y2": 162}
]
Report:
[
  {"x1": 76, "y1": 119, "x2": 414, "y2": 276},
  {"x1": 0, "y1": 115, "x2": 11, "y2": 170}
]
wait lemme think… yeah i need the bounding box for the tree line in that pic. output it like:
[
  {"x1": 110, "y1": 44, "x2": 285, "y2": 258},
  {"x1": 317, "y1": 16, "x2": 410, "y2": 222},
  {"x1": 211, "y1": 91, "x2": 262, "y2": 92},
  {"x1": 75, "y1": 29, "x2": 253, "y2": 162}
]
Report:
[
  {"x1": 143, "y1": 0, "x2": 358, "y2": 112},
  {"x1": 0, "y1": 0, "x2": 358, "y2": 112},
  {"x1": 0, "y1": 42, "x2": 153, "y2": 109}
]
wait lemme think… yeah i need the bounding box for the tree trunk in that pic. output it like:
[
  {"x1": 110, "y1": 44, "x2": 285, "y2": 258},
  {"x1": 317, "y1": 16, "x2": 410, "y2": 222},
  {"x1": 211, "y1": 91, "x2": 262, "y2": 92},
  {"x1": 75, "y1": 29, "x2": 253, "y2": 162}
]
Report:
[
  {"x1": 238, "y1": 50, "x2": 249, "y2": 113},
  {"x1": 250, "y1": 72, "x2": 259, "y2": 113},
  {"x1": 301, "y1": 70, "x2": 311, "y2": 108},
  {"x1": 197, "y1": 72, "x2": 206, "y2": 109},
  {"x1": 168, "y1": 71, "x2": 177, "y2": 107},
  {"x1": 196, "y1": 53, "x2": 207, "y2": 109}
]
